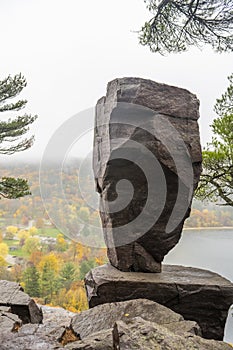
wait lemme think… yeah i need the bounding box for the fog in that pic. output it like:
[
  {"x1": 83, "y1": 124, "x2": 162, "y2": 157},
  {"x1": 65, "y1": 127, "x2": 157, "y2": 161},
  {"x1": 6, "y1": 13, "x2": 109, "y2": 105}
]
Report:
[{"x1": 0, "y1": 0, "x2": 232, "y2": 163}]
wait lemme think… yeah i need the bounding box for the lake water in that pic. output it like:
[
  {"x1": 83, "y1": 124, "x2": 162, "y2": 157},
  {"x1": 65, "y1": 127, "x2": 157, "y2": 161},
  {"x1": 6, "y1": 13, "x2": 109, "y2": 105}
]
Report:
[{"x1": 164, "y1": 228, "x2": 233, "y2": 282}]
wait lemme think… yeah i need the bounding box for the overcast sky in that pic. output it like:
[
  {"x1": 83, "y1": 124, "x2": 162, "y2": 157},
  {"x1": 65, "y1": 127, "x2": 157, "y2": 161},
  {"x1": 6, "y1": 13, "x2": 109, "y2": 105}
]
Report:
[{"x1": 1, "y1": 0, "x2": 233, "y2": 161}]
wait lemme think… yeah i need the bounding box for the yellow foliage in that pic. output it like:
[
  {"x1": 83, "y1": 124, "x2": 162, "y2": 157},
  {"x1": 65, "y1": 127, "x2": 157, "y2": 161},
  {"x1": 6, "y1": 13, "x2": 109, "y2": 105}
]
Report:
[
  {"x1": 0, "y1": 243, "x2": 9, "y2": 257},
  {"x1": 17, "y1": 230, "x2": 30, "y2": 241},
  {"x1": 0, "y1": 256, "x2": 7, "y2": 267},
  {"x1": 53, "y1": 282, "x2": 88, "y2": 312},
  {"x1": 38, "y1": 253, "x2": 61, "y2": 274},
  {"x1": 95, "y1": 256, "x2": 104, "y2": 266},
  {"x1": 20, "y1": 281, "x2": 26, "y2": 289},
  {"x1": 6, "y1": 226, "x2": 18, "y2": 234},
  {"x1": 71, "y1": 242, "x2": 91, "y2": 262},
  {"x1": 95, "y1": 248, "x2": 107, "y2": 266},
  {"x1": 23, "y1": 237, "x2": 40, "y2": 254},
  {"x1": 56, "y1": 233, "x2": 68, "y2": 251},
  {"x1": 76, "y1": 242, "x2": 84, "y2": 261},
  {"x1": 29, "y1": 226, "x2": 38, "y2": 236}
]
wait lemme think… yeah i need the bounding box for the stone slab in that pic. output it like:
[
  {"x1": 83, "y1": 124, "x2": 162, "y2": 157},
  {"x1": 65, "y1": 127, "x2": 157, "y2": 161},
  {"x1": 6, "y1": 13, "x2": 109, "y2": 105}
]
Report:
[{"x1": 85, "y1": 264, "x2": 233, "y2": 340}]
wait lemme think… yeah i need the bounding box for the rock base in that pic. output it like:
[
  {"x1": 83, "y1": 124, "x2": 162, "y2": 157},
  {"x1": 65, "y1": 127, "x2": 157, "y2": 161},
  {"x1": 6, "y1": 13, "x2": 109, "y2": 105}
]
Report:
[{"x1": 85, "y1": 264, "x2": 233, "y2": 340}]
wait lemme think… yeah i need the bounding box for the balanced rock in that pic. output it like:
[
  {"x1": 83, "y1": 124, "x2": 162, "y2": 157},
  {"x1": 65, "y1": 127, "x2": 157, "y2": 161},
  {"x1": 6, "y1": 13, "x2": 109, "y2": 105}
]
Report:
[
  {"x1": 93, "y1": 77, "x2": 202, "y2": 272},
  {"x1": 85, "y1": 264, "x2": 233, "y2": 340}
]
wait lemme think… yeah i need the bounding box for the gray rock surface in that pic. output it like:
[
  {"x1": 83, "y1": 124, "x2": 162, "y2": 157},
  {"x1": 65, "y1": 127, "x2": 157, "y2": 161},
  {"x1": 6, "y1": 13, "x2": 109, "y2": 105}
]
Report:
[
  {"x1": 93, "y1": 77, "x2": 202, "y2": 272},
  {"x1": 0, "y1": 303, "x2": 78, "y2": 350},
  {"x1": 0, "y1": 280, "x2": 43, "y2": 324},
  {"x1": 65, "y1": 330, "x2": 113, "y2": 350},
  {"x1": 0, "y1": 323, "x2": 63, "y2": 350},
  {"x1": 85, "y1": 264, "x2": 233, "y2": 340},
  {"x1": 0, "y1": 294, "x2": 231, "y2": 350},
  {"x1": 165, "y1": 320, "x2": 201, "y2": 336},
  {"x1": 0, "y1": 311, "x2": 22, "y2": 333},
  {"x1": 112, "y1": 317, "x2": 232, "y2": 350},
  {"x1": 71, "y1": 298, "x2": 188, "y2": 339},
  {"x1": 40, "y1": 305, "x2": 76, "y2": 328}
]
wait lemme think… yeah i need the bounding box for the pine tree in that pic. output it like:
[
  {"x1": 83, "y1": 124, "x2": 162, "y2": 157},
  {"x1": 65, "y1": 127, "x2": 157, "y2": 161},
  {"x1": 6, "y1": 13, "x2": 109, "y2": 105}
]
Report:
[
  {"x1": 23, "y1": 264, "x2": 40, "y2": 297},
  {"x1": 41, "y1": 261, "x2": 58, "y2": 303},
  {"x1": 59, "y1": 262, "x2": 77, "y2": 290},
  {"x1": 79, "y1": 259, "x2": 95, "y2": 280},
  {"x1": 0, "y1": 73, "x2": 37, "y2": 199},
  {"x1": 140, "y1": 0, "x2": 233, "y2": 54},
  {"x1": 196, "y1": 74, "x2": 233, "y2": 206}
]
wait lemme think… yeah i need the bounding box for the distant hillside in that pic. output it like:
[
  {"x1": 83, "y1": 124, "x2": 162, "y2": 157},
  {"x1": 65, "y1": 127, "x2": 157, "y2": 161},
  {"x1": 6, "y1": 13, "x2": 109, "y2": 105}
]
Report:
[{"x1": 0, "y1": 161, "x2": 232, "y2": 232}]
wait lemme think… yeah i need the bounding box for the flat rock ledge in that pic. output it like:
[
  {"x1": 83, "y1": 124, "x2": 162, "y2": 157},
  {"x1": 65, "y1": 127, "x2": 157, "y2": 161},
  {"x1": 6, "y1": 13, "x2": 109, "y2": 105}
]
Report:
[{"x1": 85, "y1": 263, "x2": 233, "y2": 340}]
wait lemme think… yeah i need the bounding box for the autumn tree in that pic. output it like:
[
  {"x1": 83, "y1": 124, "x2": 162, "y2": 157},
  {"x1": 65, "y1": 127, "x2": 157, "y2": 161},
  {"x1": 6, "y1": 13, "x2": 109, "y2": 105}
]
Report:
[
  {"x1": 140, "y1": 0, "x2": 233, "y2": 54},
  {"x1": 0, "y1": 242, "x2": 9, "y2": 257},
  {"x1": 56, "y1": 233, "x2": 68, "y2": 252},
  {"x1": 38, "y1": 253, "x2": 60, "y2": 302},
  {"x1": 5, "y1": 225, "x2": 18, "y2": 240},
  {"x1": 70, "y1": 241, "x2": 91, "y2": 263},
  {"x1": 196, "y1": 74, "x2": 233, "y2": 206},
  {"x1": 38, "y1": 253, "x2": 60, "y2": 273},
  {"x1": 23, "y1": 237, "x2": 40, "y2": 255},
  {"x1": 17, "y1": 229, "x2": 30, "y2": 246},
  {"x1": 0, "y1": 73, "x2": 37, "y2": 199},
  {"x1": 54, "y1": 281, "x2": 88, "y2": 312},
  {"x1": 28, "y1": 226, "x2": 38, "y2": 236}
]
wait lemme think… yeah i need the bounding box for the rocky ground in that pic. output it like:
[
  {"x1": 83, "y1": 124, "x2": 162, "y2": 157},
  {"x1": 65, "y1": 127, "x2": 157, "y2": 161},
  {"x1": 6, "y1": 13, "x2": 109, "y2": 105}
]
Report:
[{"x1": 0, "y1": 280, "x2": 232, "y2": 349}]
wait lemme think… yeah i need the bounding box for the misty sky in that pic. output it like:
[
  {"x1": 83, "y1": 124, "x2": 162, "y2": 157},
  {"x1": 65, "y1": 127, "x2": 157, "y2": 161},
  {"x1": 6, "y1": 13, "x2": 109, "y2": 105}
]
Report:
[{"x1": 1, "y1": 0, "x2": 233, "y2": 161}]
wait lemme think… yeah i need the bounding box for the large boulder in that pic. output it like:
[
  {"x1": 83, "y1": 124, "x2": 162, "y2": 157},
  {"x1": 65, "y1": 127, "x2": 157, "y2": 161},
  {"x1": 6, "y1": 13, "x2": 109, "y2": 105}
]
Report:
[
  {"x1": 85, "y1": 264, "x2": 233, "y2": 340},
  {"x1": 66, "y1": 318, "x2": 231, "y2": 350},
  {"x1": 93, "y1": 77, "x2": 202, "y2": 272},
  {"x1": 71, "y1": 298, "x2": 201, "y2": 339},
  {"x1": 0, "y1": 280, "x2": 42, "y2": 324}
]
